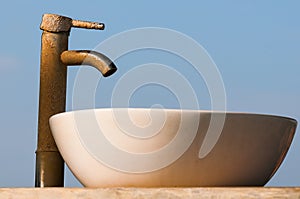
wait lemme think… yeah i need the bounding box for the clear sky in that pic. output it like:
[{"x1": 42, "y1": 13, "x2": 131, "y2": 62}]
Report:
[{"x1": 0, "y1": 1, "x2": 299, "y2": 187}]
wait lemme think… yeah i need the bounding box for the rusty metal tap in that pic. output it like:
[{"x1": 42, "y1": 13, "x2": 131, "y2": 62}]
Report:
[{"x1": 35, "y1": 14, "x2": 117, "y2": 187}]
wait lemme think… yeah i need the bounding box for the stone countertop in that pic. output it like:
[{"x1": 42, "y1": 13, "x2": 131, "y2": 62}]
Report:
[{"x1": 0, "y1": 187, "x2": 300, "y2": 199}]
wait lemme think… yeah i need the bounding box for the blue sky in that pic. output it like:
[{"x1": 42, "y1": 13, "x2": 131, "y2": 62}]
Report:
[{"x1": 0, "y1": 1, "x2": 299, "y2": 187}]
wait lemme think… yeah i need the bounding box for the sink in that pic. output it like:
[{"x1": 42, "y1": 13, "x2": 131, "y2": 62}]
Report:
[{"x1": 49, "y1": 108, "x2": 297, "y2": 187}]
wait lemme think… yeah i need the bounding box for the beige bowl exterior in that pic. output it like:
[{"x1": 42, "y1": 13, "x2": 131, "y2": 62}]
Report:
[{"x1": 49, "y1": 108, "x2": 297, "y2": 187}]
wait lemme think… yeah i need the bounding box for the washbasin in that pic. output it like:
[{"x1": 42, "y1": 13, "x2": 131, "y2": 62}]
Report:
[{"x1": 49, "y1": 108, "x2": 297, "y2": 187}]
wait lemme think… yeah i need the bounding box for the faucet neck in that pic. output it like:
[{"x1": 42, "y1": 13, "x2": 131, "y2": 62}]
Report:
[{"x1": 35, "y1": 29, "x2": 69, "y2": 187}]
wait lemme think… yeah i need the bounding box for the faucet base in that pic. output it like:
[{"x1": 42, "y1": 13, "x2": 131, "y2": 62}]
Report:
[{"x1": 35, "y1": 151, "x2": 64, "y2": 187}]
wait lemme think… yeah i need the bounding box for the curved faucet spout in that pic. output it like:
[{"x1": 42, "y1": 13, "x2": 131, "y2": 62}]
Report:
[{"x1": 61, "y1": 50, "x2": 117, "y2": 77}]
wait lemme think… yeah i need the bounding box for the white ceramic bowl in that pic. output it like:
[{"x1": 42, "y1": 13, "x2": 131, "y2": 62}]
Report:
[{"x1": 49, "y1": 108, "x2": 297, "y2": 187}]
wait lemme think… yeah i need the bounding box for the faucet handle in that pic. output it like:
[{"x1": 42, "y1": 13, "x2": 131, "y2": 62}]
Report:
[
  {"x1": 71, "y1": 19, "x2": 104, "y2": 30},
  {"x1": 40, "y1": 13, "x2": 105, "y2": 33}
]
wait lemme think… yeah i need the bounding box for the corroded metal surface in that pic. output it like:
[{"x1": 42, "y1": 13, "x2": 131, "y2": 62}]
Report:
[
  {"x1": 61, "y1": 50, "x2": 117, "y2": 77},
  {"x1": 72, "y1": 20, "x2": 104, "y2": 30},
  {"x1": 35, "y1": 13, "x2": 117, "y2": 187},
  {"x1": 40, "y1": 14, "x2": 72, "y2": 32},
  {"x1": 35, "y1": 31, "x2": 68, "y2": 187},
  {"x1": 40, "y1": 13, "x2": 104, "y2": 33}
]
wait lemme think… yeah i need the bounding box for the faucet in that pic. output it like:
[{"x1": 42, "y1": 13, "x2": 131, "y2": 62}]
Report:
[{"x1": 35, "y1": 14, "x2": 117, "y2": 187}]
